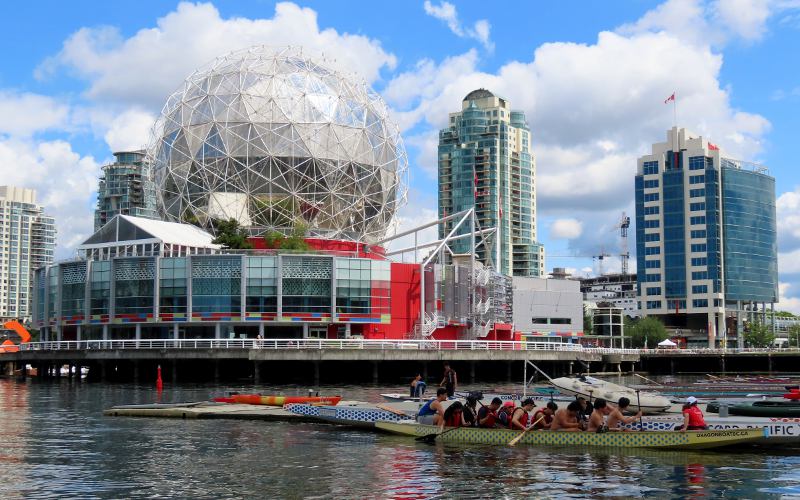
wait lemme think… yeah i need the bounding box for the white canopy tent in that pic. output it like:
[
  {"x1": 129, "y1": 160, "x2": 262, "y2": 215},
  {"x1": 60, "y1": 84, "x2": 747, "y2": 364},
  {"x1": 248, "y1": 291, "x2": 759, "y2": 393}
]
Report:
[{"x1": 657, "y1": 339, "x2": 678, "y2": 348}]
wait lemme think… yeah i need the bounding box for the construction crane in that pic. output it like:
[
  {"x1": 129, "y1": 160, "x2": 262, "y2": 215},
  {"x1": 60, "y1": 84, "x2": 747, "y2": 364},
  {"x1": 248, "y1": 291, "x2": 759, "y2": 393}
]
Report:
[
  {"x1": 593, "y1": 250, "x2": 611, "y2": 276},
  {"x1": 615, "y1": 212, "x2": 631, "y2": 276}
]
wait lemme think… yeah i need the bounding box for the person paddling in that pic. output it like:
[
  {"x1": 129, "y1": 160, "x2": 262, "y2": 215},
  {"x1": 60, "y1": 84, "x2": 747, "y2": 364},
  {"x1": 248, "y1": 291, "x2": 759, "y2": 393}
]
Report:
[
  {"x1": 587, "y1": 398, "x2": 612, "y2": 432},
  {"x1": 508, "y1": 398, "x2": 536, "y2": 431},
  {"x1": 441, "y1": 401, "x2": 464, "y2": 429},
  {"x1": 477, "y1": 397, "x2": 502, "y2": 428},
  {"x1": 531, "y1": 401, "x2": 558, "y2": 429},
  {"x1": 606, "y1": 397, "x2": 643, "y2": 431},
  {"x1": 551, "y1": 401, "x2": 582, "y2": 431},
  {"x1": 417, "y1": 387, "x2": 448, "y2": 425},
  {"x1": 679, "y1": 396, "x2": 708, "y2": 431}
]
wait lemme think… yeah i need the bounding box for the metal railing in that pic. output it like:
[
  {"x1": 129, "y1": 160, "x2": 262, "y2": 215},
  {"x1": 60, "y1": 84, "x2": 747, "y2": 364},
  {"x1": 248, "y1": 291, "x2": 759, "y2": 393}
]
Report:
[
  {"x1": 18, "y1": 338, "x2": 590, "y2": 352},
  {"x1": 13, "y1": 339, "x2": 800, "y2": 355}
]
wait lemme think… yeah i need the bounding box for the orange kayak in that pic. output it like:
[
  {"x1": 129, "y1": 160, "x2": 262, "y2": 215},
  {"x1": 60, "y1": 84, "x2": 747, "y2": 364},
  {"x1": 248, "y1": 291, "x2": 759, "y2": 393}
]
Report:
[{"x1": 214, "y1": 395, "x2": 342, "y2": 406}]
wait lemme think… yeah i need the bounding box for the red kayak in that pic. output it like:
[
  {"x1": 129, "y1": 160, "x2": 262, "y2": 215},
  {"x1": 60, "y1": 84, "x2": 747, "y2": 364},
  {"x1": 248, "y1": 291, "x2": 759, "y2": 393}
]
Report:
[{"x1": 213, "y1": 394, "x2": 342, "y2": 406}]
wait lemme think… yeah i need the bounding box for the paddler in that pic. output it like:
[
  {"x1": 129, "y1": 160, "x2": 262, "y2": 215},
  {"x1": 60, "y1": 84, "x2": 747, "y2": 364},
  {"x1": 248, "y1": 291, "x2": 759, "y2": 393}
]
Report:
[
  {"x1": 417, "y1": 387, "x2": 448, "y2": 425},
  {"x1": 587, "y1": 398, "x2": 612, "y2": 432},
  {"x1": 551, "y1": 401, "x2": 582, "y2": 431},
  {"x1": 508, "y1": 398, "x2": 536, "y2": 431},
  {"x1": 606, "y1": 397, "x2": 643, "y2": 431},
  {"x1": 477, "y1": 397, "x2": 503, "y2": 428},
  {"x1": 679, "y1": 396, "x2": 708, "y2": 431},
  {"x1": 531, "y1": 401, "x2": 558, "y2": 429}
]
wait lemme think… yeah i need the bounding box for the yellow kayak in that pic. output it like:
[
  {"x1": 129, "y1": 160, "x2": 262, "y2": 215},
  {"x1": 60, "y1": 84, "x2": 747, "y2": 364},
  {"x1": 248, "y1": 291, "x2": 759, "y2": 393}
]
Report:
[{"x1": 375, "y1": 422, "x2": 765, "y2": 450}]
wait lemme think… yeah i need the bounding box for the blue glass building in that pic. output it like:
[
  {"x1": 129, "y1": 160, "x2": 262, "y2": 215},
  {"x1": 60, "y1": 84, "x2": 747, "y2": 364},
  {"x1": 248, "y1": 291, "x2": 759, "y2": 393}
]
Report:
[{"x1": 634, "y1": 128, "x2": 778, "y2": 347}]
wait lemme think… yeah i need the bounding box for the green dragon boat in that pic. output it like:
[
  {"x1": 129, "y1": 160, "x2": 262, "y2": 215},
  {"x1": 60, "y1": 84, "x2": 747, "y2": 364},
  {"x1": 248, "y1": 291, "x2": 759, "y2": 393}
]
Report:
[
  {"x1": 375, "y1": 422, "x2": 765, "y2": 450},
  {"x1": 707, "y1": 400, "x2": 800, "y2": 418}
]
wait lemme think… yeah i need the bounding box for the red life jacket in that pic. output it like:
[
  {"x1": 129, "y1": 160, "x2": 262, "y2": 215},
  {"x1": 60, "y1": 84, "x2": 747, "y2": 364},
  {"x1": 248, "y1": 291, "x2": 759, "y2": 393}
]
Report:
[
  {"x1": 531, "y1": 409, "x2": 551, "y2": 428},
  {"x1": 683, "y1": 405, "x2": 705, "y2": 428},
  {"x1": 445, "y1": 411, "x2": 462, "y2": 427},
  {"x1": 508, "y1": 408, "x2": 529, "y2": 429}
]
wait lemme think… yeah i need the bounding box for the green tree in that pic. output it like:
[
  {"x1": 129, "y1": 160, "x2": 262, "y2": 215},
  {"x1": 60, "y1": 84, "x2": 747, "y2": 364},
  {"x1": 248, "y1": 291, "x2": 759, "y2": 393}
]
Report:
[
  {"x1": 788, "y1": 324, "x2": 800, "y2": 349},
  {"x1": 744, "y1": 321, "x2": 775, "y2": 348},
  {"x1": 211, "y1": 218, "x2": 253, "y2": 249},
  {"x1": 627, "y1": 316, "x2": 668, "y2": 348},
  {"x1": 262, "y1": 224, "x2": 311, "y2": 252},
  {"x1": 583, "y1": 305, "x2": 593, "y2": 334},
  {"x1": 775, "y1": 310, "x2": 797, "y2": 318}
]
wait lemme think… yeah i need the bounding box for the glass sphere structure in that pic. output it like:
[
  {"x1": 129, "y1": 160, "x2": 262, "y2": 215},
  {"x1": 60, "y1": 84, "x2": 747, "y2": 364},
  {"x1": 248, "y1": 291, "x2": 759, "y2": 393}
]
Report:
[{"x1": 150, "y1": 46, "x2": 407, "y2": 242}]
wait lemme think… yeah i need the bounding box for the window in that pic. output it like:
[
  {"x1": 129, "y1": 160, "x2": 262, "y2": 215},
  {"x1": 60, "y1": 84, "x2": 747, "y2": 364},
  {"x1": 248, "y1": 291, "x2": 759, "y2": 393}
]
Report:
[
  {"x1": 689, "y1": 202, "x2": 706, "y2": 212},
  {"x1": 646, "y1": 287, "x2": 661, "y2": 295},
  {"x1": 690, "y1": 188, "x2": 706, "y2": 198},
  {"x1": 644, "y1": 233, "x2": 660, "y2": 242},
  {"x1": 644, "y1": 193, "x2": 659, "y2": 202},
  {"x1": 644, "y1": 246, "x2": 661, "y2": 255},
  {"x1": 692, "y1": 299, "x2": 709, "y2": 308},
  {"x1": 689, "y1": 175, "x2": 705, "y2": 184},
  {"x1": 692, "y1": 285, "x2": 708, "y2": 294},
  {"x1": 645, "y1": 273, "x2": 661, "y2": 282},
  {"x1": 643, "y1": 161, "x2": 659, "y2": 175},
  {"x1": 644, "y1": 179, "x2": 659, "y2": 189},
  {"x1": 692, "y1": 271, "x2": 708, "y2": 280},
  {"x1": 690, "y1": 243, "x2": 707, "y2": 253},
  {"x1": 690, "y1": 216, "x2": 706, "y2": 225},
  {"x1": 647, "y1": 300, "x2": 662, "y2": 309},
  {"x1": 644, "y1": 220, "x2": 660, "y2": 228},
  {"x1": 691, "y1": 257, "x2": 707, "y2": 266},
  {"x1": 643, "y1": 206, "x2": 660, "y2": 215},
  {"x1": 689, "y1": 156, "x2": 706, "y2": 170},
  {"x1": 714, "y1": 299, "x2": 723, "y2": 307},
  {"x1": 645, "y1": 260, "x2": 661, "y2": 268},
  {"x1": 690, "y1": 230, "x2": 707, "y2": 239}
]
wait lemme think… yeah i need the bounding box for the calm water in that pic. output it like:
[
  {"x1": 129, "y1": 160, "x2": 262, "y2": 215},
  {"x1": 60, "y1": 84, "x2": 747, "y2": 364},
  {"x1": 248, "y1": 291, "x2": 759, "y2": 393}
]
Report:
[{"x1": 2, "y1": 379, "x2": 800, "y2": 499}]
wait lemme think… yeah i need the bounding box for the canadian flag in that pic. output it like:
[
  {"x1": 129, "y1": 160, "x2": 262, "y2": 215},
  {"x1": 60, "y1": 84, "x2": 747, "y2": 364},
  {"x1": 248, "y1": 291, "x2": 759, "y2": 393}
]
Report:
[
  {"x1": 708, "y1": 142, "x2": 719, "y2": 151},
  {"x1": 474, "y1": 168, "x2": 479, "y2": 197},
  {"x1": 664, "y1": 92, "x2": 676, "y2": 104}
]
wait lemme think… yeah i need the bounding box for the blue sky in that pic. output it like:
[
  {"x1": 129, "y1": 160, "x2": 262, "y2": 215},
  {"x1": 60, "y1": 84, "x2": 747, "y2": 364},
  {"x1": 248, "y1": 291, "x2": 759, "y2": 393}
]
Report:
[{"x1": 2, "y1": 0, "x2": 800, "y2": 309}]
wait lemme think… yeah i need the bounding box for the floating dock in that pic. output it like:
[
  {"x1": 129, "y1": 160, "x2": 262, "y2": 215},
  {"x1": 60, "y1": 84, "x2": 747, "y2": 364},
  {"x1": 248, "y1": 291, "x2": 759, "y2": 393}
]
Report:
[{"x1": 103, "y1": 401, "x2": 324, "y2": 422}]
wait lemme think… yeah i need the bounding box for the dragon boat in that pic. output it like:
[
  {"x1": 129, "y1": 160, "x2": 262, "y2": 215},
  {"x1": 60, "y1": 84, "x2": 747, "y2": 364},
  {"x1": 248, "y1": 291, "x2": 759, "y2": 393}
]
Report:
[{"x1": 375, "y1": 422, "x2": 765, "y2": 450}]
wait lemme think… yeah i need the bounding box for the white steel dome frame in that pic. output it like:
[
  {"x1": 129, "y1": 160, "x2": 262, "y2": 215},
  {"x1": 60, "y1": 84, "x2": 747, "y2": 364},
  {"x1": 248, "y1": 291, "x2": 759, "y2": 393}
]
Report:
[{"x1": 149, "y1": 46, "x2": 408, "y2": 243}]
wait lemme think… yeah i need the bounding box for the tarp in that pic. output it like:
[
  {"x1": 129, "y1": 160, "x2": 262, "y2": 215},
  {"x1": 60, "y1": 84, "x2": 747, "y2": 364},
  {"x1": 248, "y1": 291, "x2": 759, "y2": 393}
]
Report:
[{"x1": 658, "y1": 339, "x2": 678, "y2": 347}]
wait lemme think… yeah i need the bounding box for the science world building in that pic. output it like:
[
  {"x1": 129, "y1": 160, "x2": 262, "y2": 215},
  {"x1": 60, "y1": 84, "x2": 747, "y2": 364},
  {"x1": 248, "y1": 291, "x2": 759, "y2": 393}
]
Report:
[{"x1": 32, "y1": 47, "x2": 517, "y2": 343}]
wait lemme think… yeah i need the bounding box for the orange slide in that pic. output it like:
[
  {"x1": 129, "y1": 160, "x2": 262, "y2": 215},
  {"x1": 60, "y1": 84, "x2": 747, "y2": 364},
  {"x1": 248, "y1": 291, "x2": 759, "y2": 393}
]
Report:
[{"x1": 0, "y1": 321, "x2": 31, "y2": 353}]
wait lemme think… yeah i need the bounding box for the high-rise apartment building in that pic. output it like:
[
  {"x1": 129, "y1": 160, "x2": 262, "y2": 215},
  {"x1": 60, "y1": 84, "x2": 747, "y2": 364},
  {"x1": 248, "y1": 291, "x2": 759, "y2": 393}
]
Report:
[
  {"x1": 94, "y1": 150, "x2": 158, "y2": 230},
  {"x1": 0, "y1": 186, "x2": 56, "y2": 322},
  {"x1": 635, "y1": 127, "x2": 778, "y2": 347},
  {"x1": 438, "y1": 89, "x2": 545, "y2": 277}
]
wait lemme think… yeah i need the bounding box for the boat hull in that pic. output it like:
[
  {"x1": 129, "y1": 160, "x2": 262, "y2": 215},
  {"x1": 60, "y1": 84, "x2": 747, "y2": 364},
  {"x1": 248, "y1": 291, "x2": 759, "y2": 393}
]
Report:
[
  {"x1": 550, "y1": 377, "x2": 671, "y2": 413},
  {"x1": 214, "y1": 395, "x2": 342, "y2": 406},
  {"x1": 707, "y1": 401, "x2": 800, "y2": 418},
  {"x1": 619, "y1": 415, "x2": 800, "y2": 444},
  {"x1": 285, "y1": 403, "x2": 413, "y2": 428},
  {"x1": 375, "y1": 422, "x2": 764, "y2": 449}
]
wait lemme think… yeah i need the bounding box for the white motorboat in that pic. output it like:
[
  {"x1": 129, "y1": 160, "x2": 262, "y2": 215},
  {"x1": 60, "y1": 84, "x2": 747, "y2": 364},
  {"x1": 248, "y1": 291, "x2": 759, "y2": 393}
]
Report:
[{"x1": 550, "y1": 375, "x2": 671, "y2": 414}]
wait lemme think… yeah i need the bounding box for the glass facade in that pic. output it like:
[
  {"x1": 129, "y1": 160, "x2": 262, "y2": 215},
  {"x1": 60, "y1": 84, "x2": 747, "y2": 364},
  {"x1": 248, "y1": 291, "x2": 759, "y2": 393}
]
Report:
[
  {"x1": 246, "y1": 257, "x2": 277, "y2": 313},
  {"x1": 159, "y1": 258, "x2": 187, "y2": 315},
  {"x1": 335, "y1": 258, "x2": 391, "y2": 318},
  {"x1": 114, "y1": 258, "x2": 155, "y2": 316},
  {"x1": 722, "y1": 167, "x2": 778, "y2": 302},
  {"x1": 60, "y1": 262, "x2": 86, "y2": 319},
  {"x1": 191, "y1": 256, "x2": 241, "y2": 314},
  {"x1": 662, "y1": 170, "x2": 686, "y2": 299},
  {"x1": 90, "y1": 261, "x2": 111, "y2": 316},
  {"x1": 94, "y1": 151, "x2": 158, "y2": 231},
  {"x1": 282, "y1": 256, "x2": 331, "y2": 314}
]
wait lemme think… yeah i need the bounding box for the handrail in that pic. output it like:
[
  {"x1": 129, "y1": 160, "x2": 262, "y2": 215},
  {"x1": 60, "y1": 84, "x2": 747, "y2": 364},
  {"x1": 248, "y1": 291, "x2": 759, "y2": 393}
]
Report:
[{"x1": 12, "y1": 339, "x2": 800, "y2": 354}]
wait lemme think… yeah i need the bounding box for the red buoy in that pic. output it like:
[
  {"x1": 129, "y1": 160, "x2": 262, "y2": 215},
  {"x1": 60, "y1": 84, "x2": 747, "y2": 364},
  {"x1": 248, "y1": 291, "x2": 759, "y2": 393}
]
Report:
[{"x1": 156, "y1": 365, "x2": 163, "y2": 393}]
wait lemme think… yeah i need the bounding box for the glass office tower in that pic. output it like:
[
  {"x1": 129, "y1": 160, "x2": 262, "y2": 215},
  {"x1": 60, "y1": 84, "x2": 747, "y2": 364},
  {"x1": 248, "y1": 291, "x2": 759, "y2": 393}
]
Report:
[
  {"x1": 635, "y1": 127, "x2": 778, "y2": 347},
  {"x1": 94, "y1": 151, "x2": 158, "y2": 231}
]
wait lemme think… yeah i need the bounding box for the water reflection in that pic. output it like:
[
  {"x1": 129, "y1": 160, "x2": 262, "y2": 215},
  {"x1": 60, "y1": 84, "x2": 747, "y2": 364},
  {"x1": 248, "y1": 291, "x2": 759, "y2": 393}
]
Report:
[{"x1": 0, "y1": 380, "x2": 798, "y2": 498}]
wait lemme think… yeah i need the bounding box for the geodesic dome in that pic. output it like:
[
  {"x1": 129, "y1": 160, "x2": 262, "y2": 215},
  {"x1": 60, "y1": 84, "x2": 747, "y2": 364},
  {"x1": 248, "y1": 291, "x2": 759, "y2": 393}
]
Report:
[{"x1": 149, "y1": 46, "x2": 408, "y2": 243}]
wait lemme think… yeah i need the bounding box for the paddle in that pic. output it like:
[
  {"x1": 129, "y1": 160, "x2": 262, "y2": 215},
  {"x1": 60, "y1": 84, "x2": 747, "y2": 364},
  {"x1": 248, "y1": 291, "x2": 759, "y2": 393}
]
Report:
[
  {"x1": 634, "y1": 373, "x2": 663, "y2": 387},
  {"x1": 376, "y1": 403, "x2": 410, "y2": 416},
  {"x1": 635, "y1": 389, "x2": 644, "y2": 432},
  {"x1": 508, "y1": 415, "x2": 545, "y2": 447}
]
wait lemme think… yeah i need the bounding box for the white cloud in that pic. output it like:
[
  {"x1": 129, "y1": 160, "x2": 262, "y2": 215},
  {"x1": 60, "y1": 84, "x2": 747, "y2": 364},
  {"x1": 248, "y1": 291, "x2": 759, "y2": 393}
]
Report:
[
  {"x1": 385, "y1": 205, "x2": 440, "y2": 262},
  {"x1": 423, "y1": 1, "x2": 493, "y2": 49},
  {"x1": 0, "y1": 138, "x2": 101, "y2": 254},
  {"x1": 404, "y1": 130, "x2": 439, "y2": 178},
  {"x1": 550, "y1": 218, "x2": 583, "y2": 240},
  {"x1": 0, "y1": 92, "x2": 71, "y2": 136},
  {"x1": 777, "y1": 186, "x2": 800, "y2": 251},
  {"x1": 102, "y1": 108, "x2": 156, "y2": 152},
  {"x1": 38, "y1": 2, "x2": 397, "y2": 109},
  {"x1": 778, "y1": 282, "x2": 800, "y2": 315}
]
